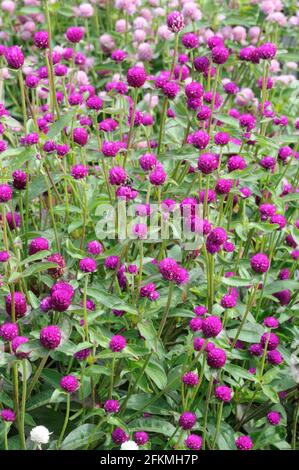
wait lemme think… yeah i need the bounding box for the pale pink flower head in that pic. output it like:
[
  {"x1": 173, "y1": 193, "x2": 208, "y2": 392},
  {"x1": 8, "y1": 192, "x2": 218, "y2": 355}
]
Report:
[
  {"x1": 133, "y1": 29, "x2": 147, "y2": 42},
  {"x1": 249, "y1": 26, "x2": 260, "y2": 44},
  {"x1": 157, "y1": 25, "x2": 173, "y2": 40},
  {"x1": 78, "y1": 3, "x2": 94, "y2": 17},
  {"x1": 99, "y1": 34, "x2": 115, "y2": 53},
  {"x1": 182, "y1": 2, "x2": 202, "y2": 22},
  {"x1": 1, "y1": 1, "x2": 15, "y2": 14},
  {"x1": 115, "y1": 19, "x2": 127, "y2": 33},
  {"x1": 233, "y1": 26, "x2": 246, "y2": 43}
]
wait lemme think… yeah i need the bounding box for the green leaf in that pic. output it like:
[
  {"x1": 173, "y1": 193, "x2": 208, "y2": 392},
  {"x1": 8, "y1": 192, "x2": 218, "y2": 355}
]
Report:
[
  {"x1": 222, "y1": 276, "x2": 252, "y2": 287},
  {"x1": 130, "y1": 417, "x2": 176, "y2": 437},
  {"x1": 61, "y1": 424, "x2": 103, "y2": 450},
  {"x1": 224, "y1": 364, "x2": 257, "y2": 382},
  {"x1": 47, "y1": 110, "x2": 76, "y2": 139},
  {"x1": 87, "y1": 287, "x2": 138, "y2": 314},
  {"x1": 264, "y1": 280, "x2": 298, "y2": 295},
  {"x1": 145, "y1": 361, "x2": 167, "y2": 390}
]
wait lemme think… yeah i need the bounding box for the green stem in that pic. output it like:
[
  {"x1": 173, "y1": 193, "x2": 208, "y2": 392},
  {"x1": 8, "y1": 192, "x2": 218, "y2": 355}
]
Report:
[
  {"x1": 83, "y1": 275, "x2": 89, "y2": 341},
  {"x1": 109, "y1": 356, "x2": 116, "y2": 399},
  {"x1": 157, "y1": 282, "x2": 174, "y2": 340},
  {"x1": 57, "y1": 394, "x2": 70, "y2": 449},
  {"x1": 20, "y1": 360, "x2": 27, "y2": 450},
  {"x1": 27, "y1": 353, "x2": 49, "y2": 398},
  {"x1": 212, "y1": 401, "x2": 223, "y2": 449},
  {"x1": 202, "y1": 375, "x2": 214, "y2": 450}
]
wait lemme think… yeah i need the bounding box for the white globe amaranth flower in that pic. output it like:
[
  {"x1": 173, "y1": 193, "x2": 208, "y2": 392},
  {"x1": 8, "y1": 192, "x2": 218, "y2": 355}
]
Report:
[
  {"x1": 30, "y1": 426, "x2": 51, "y2": 444},
  {"x1": 120, "y1": 440, "x2": 139, "y2": 450}
]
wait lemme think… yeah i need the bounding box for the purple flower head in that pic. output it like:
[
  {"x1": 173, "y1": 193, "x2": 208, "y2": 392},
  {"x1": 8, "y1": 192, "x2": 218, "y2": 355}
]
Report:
[
  {"x1": 214, "y1": 132, "x2": 230, "y2": 146},
  {"x1": 259, "y1": 203, "x2": 276, "y2": 221},
  {"x1": 51, "y1": 289, "x2": 72, "y2": 312},
  {"x1": 162, "y1": 81, "x2": 180, "y2": 100},
  {"x1": 134, "y1": 431, "x2": 149, "y2": 446},
  {"x1": 198, "y1": 153, "x2": 218, "y2": 174},
  {"x1": 211, "y1": 46, "x2": 229, "y2": 64},
  {"x1": 5, "y1": 46, "x2": 24, "y2": 69},
  {"x1": 40, "y1": 296, "x2": 52, "y2": 312},
  {"x1": 0, "y1": 322, "x2": 18, "y2": 341},
  {"x1": 66, "y1": 26, "x2": 84, "y2": 43},
  {"x1": 215, "y1": 385, "x2": 232, "y2": 402},
  {"x1": 112, "y1": 428, "x2": 128, "y2": 445},
  {"x1": 1, "y1": 409, "x2": 15, "y2": 422},
  {"x1": 109, "y1": 335, "x2": 126, "y2": 352},
  {"x1": 86, "y1": 95, "x2": 103, "y2": 111},
  {"x1": 250, "y1": 253, "x2": 270, "y2": 273},
  {"x1": 267, "y1": 411, "x2": 281, "y2": 426},
  {"x1": 127, "y1": 66, "x2": 147, "y2": 88},
  {"x1": 5, "y1": 292, "x2": 27, "y2": 318},
  {"x1": 104, "y1": 255, "x2": 120, "y2": 270},
  {"x1": 102, "y1": 141, "x2": 119, "y2": 157},
  {"x1": 74, "y1": 348, "x2": 91, "y2": 361},
  {"x1": 215, "y1": 178, "x2": 234, "y2": 195},
  {"x1": 179, "y1": 411, "x2": 197, "y2": 430},
  {"x1": 224, "y1": 82, "x2": 239, "y2": 95},
  {"x1": 221, "y1": 294, "x2": 237, "y2": 309},
  {"x1": 194, "y1": 56, "x2": 209, "y2": 73},
  {"x1": 249, "y1": 343, "x2": 263, "y2": 357},
  {"x1": 258, "y1": 42, "x2": 277, "y2": 60},
  {"x1": 182, "y1": 33, "x2": 199, "y2": 49},
  {"x1": 150, "y1": 166, "x2": 167, "y2": 185},
  {"x1": 185, "y1": 82, "x2": 204, "y2": 100},
  {"x1": 60, "y1": 375, "x2": 79, "y2": 393},
  {"x1": 207, "y1": 348, "x2": 226, "y2": 368},
  {"x1": 267, "y1": 349, "x2": 283, "y2": 365},
  {"x1": 227, "y1": 155, "x2": 247, "y2": 172},
  {"x1": 0, "y1": 251, "x2": 9, "y2": 262},
  {"x1": 79, "y1": 257, "x2": 97, "y2": 273},
  {"x1": 185, "y1": 434, "x2": 202, "y2": 450},
  {"x1": 194, "y1": 305, "x2": 207, "y2": 317},
  {"x1": 12, "y1": 336, "x2": 29, "y2": 359},
  {"x1": 0, "y1": 184, "x2": 12, "y2": 203},
  {"x1": 182, "y1": 371, "x2": 199, "y2": 387},
  {"x1": 189, "y1": 317, "x2": 202, "y2": 332},
  {"x1": 34, "y1": 31, "x2": 49, "y2": 49},
  {"x1": 236, "y1": 435, "x2": 253, "y2": 450},
  {"x1": 109, "y1": 166, "x2": 127, "y2": 185},
  {"x1": 167, "y1": 11, "x2": 185, "y2": 33},
  {"x1": 40, "y1": 325, "x2": 62, "y2": 349},
  {"x1": 87, "y1": 241, "x2": 103, "y2": 256},
  {"x1": 202, "y1": 315, "x2": 222, "y2": 338},
  {"x1": 29, "y1": 237, "x2": 49, "y2": 255},
  {"x1": 12, "y1": 170, "x2": 27, "y2": 190},
  {"x1": 194, "y1": 337, "x2": 215, "y2": 352},
  {"x1": 260, "y1": 332, "x2": 279, "y2": 351},
  {"x1": 104, "y1": 399, "x2": 120, "y2": 413}
]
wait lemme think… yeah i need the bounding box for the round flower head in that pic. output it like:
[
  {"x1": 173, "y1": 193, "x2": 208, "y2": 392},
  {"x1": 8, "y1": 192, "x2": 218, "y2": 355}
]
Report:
[
  {"x1": 167, "y1": 11, "x2": 185, "y2": 33},
  {"x1": 149, "y1": 166, "x2": 167, "y2": 185},
  {"x1": 249, "y1": 343, "x2": 263, "y2": 357},
  {"x1": 73, "y1": 128, "x2": 88, "y2": 147},
  {"x1": 86, "y1": 95, "x2": 103, "y2": 111},
  {"x1": 134, "y1": 431, "x2": 149, "y2": 446},
  {"x1": 227, "y1": 155, "x2": 247, "y2": 172},
  {"x1": 250, "y1": 253, "x2": 270, "y2": 273},
  {"x1": 258, "y1": 43, "x2": 277, "y2": 60},
  {"x1": 185, "y1": 82, "x2": 204, "y2": 99},
  {"x1": 29, "y1": 237, "x2": 49, "y2": 255},
  {"x1": 267, "y1": 349, "x2": 283, "y2": 365},
  {"x1": 194, "y1": 56, "x2": 209, "y2": 73},
  {"x1": 215, "y1": 179, "x2": 234, "y2": 195},
  {"x1": 202, "y1": 316, "x2": 222, "y2": 338},
  {"x1": 40, "y1": 325, "x2": 62, "y2": 349},
  {"x1": 79, "y1": 257, "x2": 97, "y2": 273},
  {"x1": 211, "y1": 46, "x2": 229, "y2": 64},
  {"x1": 221, "y1": 294, "x2": 237, "y2": 309},
  {"x1": 5, "y1": 291, "x2": 27, "y2": 318},
  {"x1": 12, "y1": 170, "x2": 27, "y2": 190},
  {"x1": 236, "y1": 435, "x2": 253, "y2": 450},
  {"x1": 198, "y1": 153, "x2": 218, "y2": 174},
  {"x1": 30, "y1": 426, "x2": 51, "y2": 445},
  {"x1": 179, "y1": 411, "x2": 197, "y2": 430},
  {"x1": 34, "y1": 31, "x2": 49, "y2": 49},
  {"x1": 184, "y1": 434, "x2": 202, "y2": 450},
  {"x1": 215, "y1": 132, "x2": 230, "y2": 146},
  {"x1": 87, "y1": 240, "x2": 103, "y2": 256},
  {"x1": 104, "y1": 255, "x2": 120, "y2": 270},
  {"x1": 0, "y1": 184, "x2": 13, "y2": 202},
  {"x1": 112, "y1": 427, "x2": 128, "y2": 445},
  {"x1": 47, "y1": 253, "x2": 66, "y2": 278},
  {"x1": 189, "y1": 317, "x2": 202, "y2": 332},
  {"x1": 194, "y1": 305, "x2": 207, "y2": 317},
  {"x1": 1, "y1": 409, "x2": 15, "y2": 422},
  {"x1": 5, "y1": 46, "x2": 24, "y2": 69},
  {"x1": 267, "y1": 411, "x2": 281, "y2": 426},
  {"x1": 260, "y1": 332, "x2": 279, "y2": 351},
  {"x1": 0, "y1": 322, "x2": 18, "y2": 341},
  {"x1": 215, "y1": 385, "x2": 232, "y2": 402},
  {"x1": 182, "y1": 371, "x2": 199, "y2": 387},
  {"x1": 74, "y1": 348, "x2": 91, "y2": 361},
  {"x1": 40, "y1": 296, "x2": 52, "y2": 312},
  {"x1": 51, "y1": 289, "x2": 72, "y2": 312},
  {"x1": 120, "y1": 441, "x2": 139, "y2": 450},
  {"x1": 104, "y1": 399, "x2": 120, "y2": 413},
  {"x1": 264, "y1": 316, "x2": 279, "y2": 329},
  {"x1": 182, "y1": 33, "x2": 199, "y2": 49},
  {"x1": 109, "y1": 334, "x2": 126, "y2": 352},
  {"x1": 0, "y1": 250, "x2": 9, "y2": 262},
  {"x1": 102, "y1": 141, "x2": 119, "y2": 157},
  {"x1": 60, "y1": 375, "x2": 79, "y2": 393},
  {"x1": 207, "y1": 347, "x2": 226, "y2": 368},
  {"x1": 11, "y1": 336, "x2": 29, "y2": 358},
  {"x1": 66, "y1": 26, "x2": 84, "y2": 43},
  {"x1": 109, "y1": 166, "x2": 127, "y2": 185},
  {"x1": 127, "y1": 66, "x2": 147, "y2": 88}
]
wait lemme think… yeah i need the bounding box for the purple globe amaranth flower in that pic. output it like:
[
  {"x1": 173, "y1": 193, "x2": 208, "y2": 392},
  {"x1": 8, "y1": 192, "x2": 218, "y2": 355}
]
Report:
[
  {"x1": 51, "y1": 281, "x2": 74, "y2": 300},
  {"x1": 198, "y1": 153, "x2": 218, "y2": 174},
  {"x1": 264, "y1": 316, "x2": 279, "y2": 329},
  {"x1": 149, "y1": 166, "x2": 167, "y2": 185},
  {"x1": 109, "y1": 335, "x2": 126, "y2": 352},
  {"x1": 189, "y1": 317, "x2": 202, "y2": 332},
  {"x1": 111, "y1": 49, "x2": 126, "y2": 62},
  {"x1": 185, "y1": 434, "x2": 202, "y2": 450},
  {"x1": 202, "y1": 315, "x2": 222, "y2": 338},
  {"x1": 250, "y1": 253, "x2": 270, "y2": 273},
  {"x1": 215, "y1": 178, "x2": 234, "y2": 195},
  {"x1": 0, "y1": 184, "x2": 13, "y2": 202},
  {"x1": 278, "y1": 146, "x2": 292, "y2": 162},
  {"x1": 5, "y1": 292, "x2": 27, "y2": 318},
  {"x1": 102, "y1": 141, "x2": 119, "y2": 157},
  {"x1": 239, "y1": 113, "x2": 256, "y2": 131},
  {"x1": 66, "y1": 26, "x2": 84, "y2": 43},
  {"x1": 211, "y1": 46, "x2": 229, "y2": 64},
  {"x1": 267, "y1": 411, "x2": 281, "y2": 426},
  {"x1": 87, "y1": 240, "x2": 103, "y2": 256},
  {"x1": 140, "y1": 283, "x2": 159, "y2": 301},
  {"x1": 112, "y1": 428, "x2": 128, "y2": 445},
  {"x1": 28, "y1": 237, "x2": 49, "y2": 255},
  {"x1": 56, "y1": 144, "x2": 69, "y2": 157},
  {"x1": 68, "y1": 93, "x2": 83, "y2": 107},
  {"x1": 270, "y1": 214, "x2": 286, "y2": 230},
  {"x1": 207, "y1": 348, "x2": 226, "y2": 368},
  {"x1": 207, "y1": 227, "x2": 227, "y2": 246},
  {"x1": 162, "y1": 81, "x2": 180, "y2": 100},
  {"x1": 73, "y1": 128, "x2": 88, "y2": 147},
  {"x1": 179, "y1": 411, "x2": 197, "y2": 430},
  {"x1": 159, "y1": 258, "x2": 180, "y2": 282},
  {"x1": 79, "y1": 257, "x2": 97, "y2": 273},
  {"x1": 60, "y1": 375, "x2": 79, "y2": 393},
  {"x1": 236, "y1": 435, "x2": 253, "y2": 450},
  {"x1": 227, "y1": 155, "x2": 247, "y2": 172},
  {"x1": 0, "y1": 322, "x2": 18, "y2": 341},
  {"x1": 215, "y1": 385, "x2": 232, "y2": 402},
  {"x1": 189, "y1": 130, "x2": 210, "y2": 149},
  {"x1": 74, "y1": 348, "x2": 91, "y2": 361},
  {"x1": 104, "y1": 399, "x2": 120, "y2": 413},
  {"x1": 51, "y1": 289, "x2": 72, "y2": 312},
  {"x1": 12, "y1": 170, "x2": 27, "y2": 190},
  {"x1": 0, "y1": 250, "x2": 9, "y2": 262},
  {"x1": 12, "y1": 336, "x2": 29, "y2": 359},
  {"x1": 267, "y1": 349, "x2": 283, "y2": 365},
  {"x1": 40, "y1": 325, "x2": 62, "y2": 349},
  {"x1": 182, "y1": 32, "x2": 199, "y2": 49},
  {"x1": 47, "y1": 253, "x2": 66, "y2": 278},
  {"x1": 224, "y1": 82, "x2": 239, "y2": 95},
  {"x1": 214, "y1": 132, "x2": 230, "y2": 146},
  {"x1": 194, "y1": 56, "x2": 209, "y2": 73},
  {"x1": 194, "y1": 305, "x2": 207, "y2": 317},
  {"x1": 185, "y1": 81, "x2": 204, "y2": 99},
  {"x1": 134, "y1": 431, "x2": 149, "y2": 446},
  {"x1": 167, "y1": 11, "x2": 185, "y2": 33},
  {"x1": 259, "y1": 203, "x2": 276, "y2": 221},
  {"x1": 258, "y1": 42, "x2": 277, "y2": 60},
  {"x1": 109, "y1": 166, "x2": 127, "y2": 185},
  {"x1": 104, "y1": 255, "x2": 120, "y2": 270},
  {"x1": 260, "y1": 332, "x2": 279, "y2": 351},
  {"x1": 34, "y1": 31, "x2": 49, "y2": 49},
  {"x1": 5, "y1": 46, "x2": 24, "y2": 69},
  {"x1": 40, "y1": 296, "x2": 52, "y2": 312},
  {"x1": 86, "y1": 95, "x2": 103, "y2": 111},
  {"x1": 127, "y1": 66, "x2": 147, "y2": 88},
  {"x1": 182, "y1": 371, "x2": 199, "y2": 387},
  {"x1": 1, "y1": 409, "x2": 15, "y2": 422},
  {"x1": 6, "y1": 211, "x2": 21, "y2": 230},
  {"x1": 249, "y1": 343, "x2": 263, "y2": 357},
  {"x1": 221, "y1": 294, "x2": 237, "y2": 309}
]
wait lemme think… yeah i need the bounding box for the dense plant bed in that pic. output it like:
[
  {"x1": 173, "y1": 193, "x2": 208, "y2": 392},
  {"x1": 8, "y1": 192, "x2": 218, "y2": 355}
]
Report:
[{"x1": 0, "y1": 0, "x2": 298, "y2": 451}]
